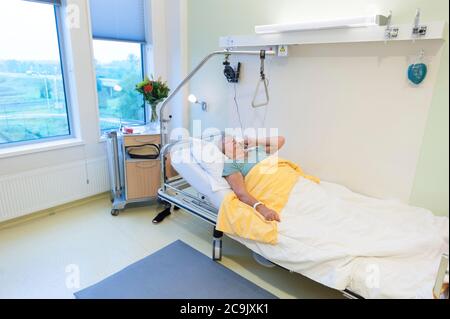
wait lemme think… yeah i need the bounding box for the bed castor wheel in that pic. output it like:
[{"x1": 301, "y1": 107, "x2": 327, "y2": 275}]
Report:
[
  {"x1": 212, "y1": 238, "x2": 222, "y2": 261},
  {"x1": 173, "y1": 205, "x2": 180, "y2": 211},
  {"x1": 111, "y1": 209, "x2": 120, "y2": 216},
  {"x1": 212, "y1": 228, "x2": 223, "y2": 261}
]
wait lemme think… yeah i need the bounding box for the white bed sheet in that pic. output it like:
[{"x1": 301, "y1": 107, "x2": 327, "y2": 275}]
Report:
[
  {"x1": 230, "y1": 178, "x2": 448, "y2": 299},
  {"x1": 169, "y1": 143, "x2": 449, "y2": 299}
]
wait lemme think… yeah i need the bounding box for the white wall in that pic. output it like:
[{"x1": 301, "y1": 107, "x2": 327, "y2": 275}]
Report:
[
  {"x1": 218, "y1": 42, "x2": 443, "y2": 202},
  {"x1": 187, "y1": 0, "x2": 447, "y2": 206},
  {"x1": 150, "y1": 0, "x2": 189, "y2": 131}
]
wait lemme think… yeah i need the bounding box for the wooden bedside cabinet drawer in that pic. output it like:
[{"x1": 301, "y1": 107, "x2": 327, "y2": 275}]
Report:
[
  {"x1": 126, "y1": 160, "x2": 160, "y2": 200},
  {"x1": 124, "y1": 135, "x2": 161, "y2": 147}
]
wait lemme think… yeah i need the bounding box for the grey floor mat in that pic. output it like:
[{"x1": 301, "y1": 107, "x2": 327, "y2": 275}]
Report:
[{"x1": 74, "y1": 240, "x2": 277, "y2": 299}]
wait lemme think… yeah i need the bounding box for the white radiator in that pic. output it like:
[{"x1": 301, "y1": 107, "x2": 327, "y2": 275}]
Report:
[{"x1": 0, "y1": 157, "x2": 110, "y2": 223}]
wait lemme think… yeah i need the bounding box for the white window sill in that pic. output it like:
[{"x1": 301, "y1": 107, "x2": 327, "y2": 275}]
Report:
[{"x1": 0, "y1": 138, "x2": 85, "y2": 159}]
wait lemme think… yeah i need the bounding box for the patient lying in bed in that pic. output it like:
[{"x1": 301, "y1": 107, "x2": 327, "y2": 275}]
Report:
[
  {"x1": 213, "y1": 135, "x2": 448, "y2": 298},
  {"x1": 220, "y1": 135, "x2": 286, "y2": 222}
]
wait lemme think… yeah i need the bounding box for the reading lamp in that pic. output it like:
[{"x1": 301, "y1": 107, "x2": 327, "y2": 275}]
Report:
[{"x1": 188, "y1": 94, "x2": 207, "y2": 112}]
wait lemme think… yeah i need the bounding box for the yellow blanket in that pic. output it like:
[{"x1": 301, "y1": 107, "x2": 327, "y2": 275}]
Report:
[{"x1": 217, "y1": 156, "x2": 320, "y2": 244}]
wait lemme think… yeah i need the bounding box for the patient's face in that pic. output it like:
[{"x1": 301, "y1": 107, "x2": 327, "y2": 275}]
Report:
[{"x1": 223, "y1": 136, "x2": 245, "y2": 159}]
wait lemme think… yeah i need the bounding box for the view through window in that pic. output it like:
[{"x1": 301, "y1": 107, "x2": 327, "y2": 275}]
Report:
[
  {"x1": 93, "y1": 39, "x2": 144, "y2": 131},
  {"x1": 0, "y1": 0, "x2": 70, "y2": 146}
]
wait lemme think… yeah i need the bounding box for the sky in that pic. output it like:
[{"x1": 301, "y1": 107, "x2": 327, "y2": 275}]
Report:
[
  {"x1": 93, "y1": 39, "x2": 141, "y2": 64},
  {"x1": 0, "y1": 0, "x2": 140, "y2": 63},
  {"x1": 0, "y1": 0, "x2": 60, "y2": 61}
]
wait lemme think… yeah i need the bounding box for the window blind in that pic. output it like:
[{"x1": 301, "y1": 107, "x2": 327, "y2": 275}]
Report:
[{"x1": 89, "y1": 0, "x2": 146, "y2": 43}]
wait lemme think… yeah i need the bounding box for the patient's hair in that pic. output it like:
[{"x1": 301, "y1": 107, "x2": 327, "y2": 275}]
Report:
[
  {"x1": 220, "y1": 134, "x2": 225, "y2": 150},
  {"x1": 220, "y1": 134, "x2": 235, "y2": 153},
  {"x1": 218, "y1": 131, "x2": 228, "y2": 152}
]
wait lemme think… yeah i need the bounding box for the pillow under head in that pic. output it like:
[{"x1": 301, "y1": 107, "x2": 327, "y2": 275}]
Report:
[{"x1": 190, "y1": 138, "x2": 230, "y2": 192}]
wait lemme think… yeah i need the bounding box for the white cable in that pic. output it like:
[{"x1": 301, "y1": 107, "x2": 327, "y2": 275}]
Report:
[
  {"x1": 232, "y1": 56, "x2": 271, "y2": 131},
  {"x1": 233, "y1": 83, "x2": 244, "y2": 132}
]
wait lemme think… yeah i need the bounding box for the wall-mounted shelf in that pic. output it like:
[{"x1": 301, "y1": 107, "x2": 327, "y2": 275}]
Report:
[{"x1": 219, "y1": 21, "x2": 446, "y2": 49}]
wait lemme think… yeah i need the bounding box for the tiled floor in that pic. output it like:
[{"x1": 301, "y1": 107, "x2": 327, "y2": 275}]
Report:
[{"x1": 0, "y1": 196, "x2": 342, "y2": 299}]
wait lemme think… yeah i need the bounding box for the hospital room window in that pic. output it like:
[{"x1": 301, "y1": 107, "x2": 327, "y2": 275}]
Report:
[
  {"x1": 0, "y1": 0, "x2": 71, "y2": 146},
  {"x1": 89, "y1": 0, "x2": 147, "y2": 132},
  {"x1": 93, "y1": 40, "x2": 145, "y2": 131}
]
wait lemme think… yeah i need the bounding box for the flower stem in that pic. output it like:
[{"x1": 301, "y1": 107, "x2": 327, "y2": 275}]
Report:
[{"x1": 150, "y1": 105, "x2": 158, "y2": 122}]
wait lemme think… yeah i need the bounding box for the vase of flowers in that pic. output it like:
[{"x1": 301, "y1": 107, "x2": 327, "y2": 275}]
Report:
[{"x1": 136, "y1": 76, "x2": 170, "y2": 130}]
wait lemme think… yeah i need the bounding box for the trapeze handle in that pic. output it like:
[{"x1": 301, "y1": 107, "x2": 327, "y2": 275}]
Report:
[{"x1": 252, "y1": 78, "x2": 269, "y2": 108}]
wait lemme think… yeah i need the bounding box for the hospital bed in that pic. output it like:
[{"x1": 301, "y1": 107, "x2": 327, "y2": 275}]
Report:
[
  {"x1": 154, "y1": 50, "x2": 448, "y2": 299},
  {"x1": 157, "y1": 137, "x2": 448, "y2": 299}
]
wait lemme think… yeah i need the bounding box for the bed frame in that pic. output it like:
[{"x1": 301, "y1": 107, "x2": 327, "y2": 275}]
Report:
[
  {"x1": 154, "y1": 49, "x2": 449, "y2": 300},
  {"x1": 157, "y1": 138, "x2": 368, "y2": 299}
]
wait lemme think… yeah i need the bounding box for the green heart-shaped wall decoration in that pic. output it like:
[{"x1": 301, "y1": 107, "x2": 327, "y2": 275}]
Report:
[{"x1": 408, "y1": 63, "x2": 427, "y2": 85}]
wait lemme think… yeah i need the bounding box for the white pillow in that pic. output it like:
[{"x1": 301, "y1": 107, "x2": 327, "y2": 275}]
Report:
[{"x1": 190, "y1": 138, "x2": 230, "y2": 192}]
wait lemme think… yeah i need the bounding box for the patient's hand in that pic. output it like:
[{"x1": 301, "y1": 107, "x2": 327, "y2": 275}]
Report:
[{"x1": 257, "y1": 205, "x2": 280, "y2": 222}]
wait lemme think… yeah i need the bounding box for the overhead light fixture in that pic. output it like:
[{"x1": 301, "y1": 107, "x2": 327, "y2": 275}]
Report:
[
  {"x1": 188, "y1": 94, "x2": 207, "y2": 112},
  {"x1": 255, "y1": 15, "x2": 388, "y2": 34}
]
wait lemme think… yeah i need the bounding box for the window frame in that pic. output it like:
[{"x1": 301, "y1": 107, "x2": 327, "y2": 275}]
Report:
[
  {"x1": 0, "y1": 2, "x2": 73, "y2": 149},
  {"x1": 92, "y1": 38, "x2": 147, "y2": 134},
  {"x1": 140, "y1": 42, "x2": 147, "y2": 124}
]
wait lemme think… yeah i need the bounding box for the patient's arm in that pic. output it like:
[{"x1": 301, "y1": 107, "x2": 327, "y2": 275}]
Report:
[
  {"x1": 225, "y1": 172, "x2": 280, "y2": 222},
  {"x1": 244, "y1": 136, "x2": 285, "y2": 154}
]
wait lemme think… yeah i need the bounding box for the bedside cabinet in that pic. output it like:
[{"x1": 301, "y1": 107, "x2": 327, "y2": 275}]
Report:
[
  {"x1": 123, "y1": 134, "x2": 161, "y2": 200},
  {"x1": 106, "y1": 131, "x2": 177, "y2": 216}
]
